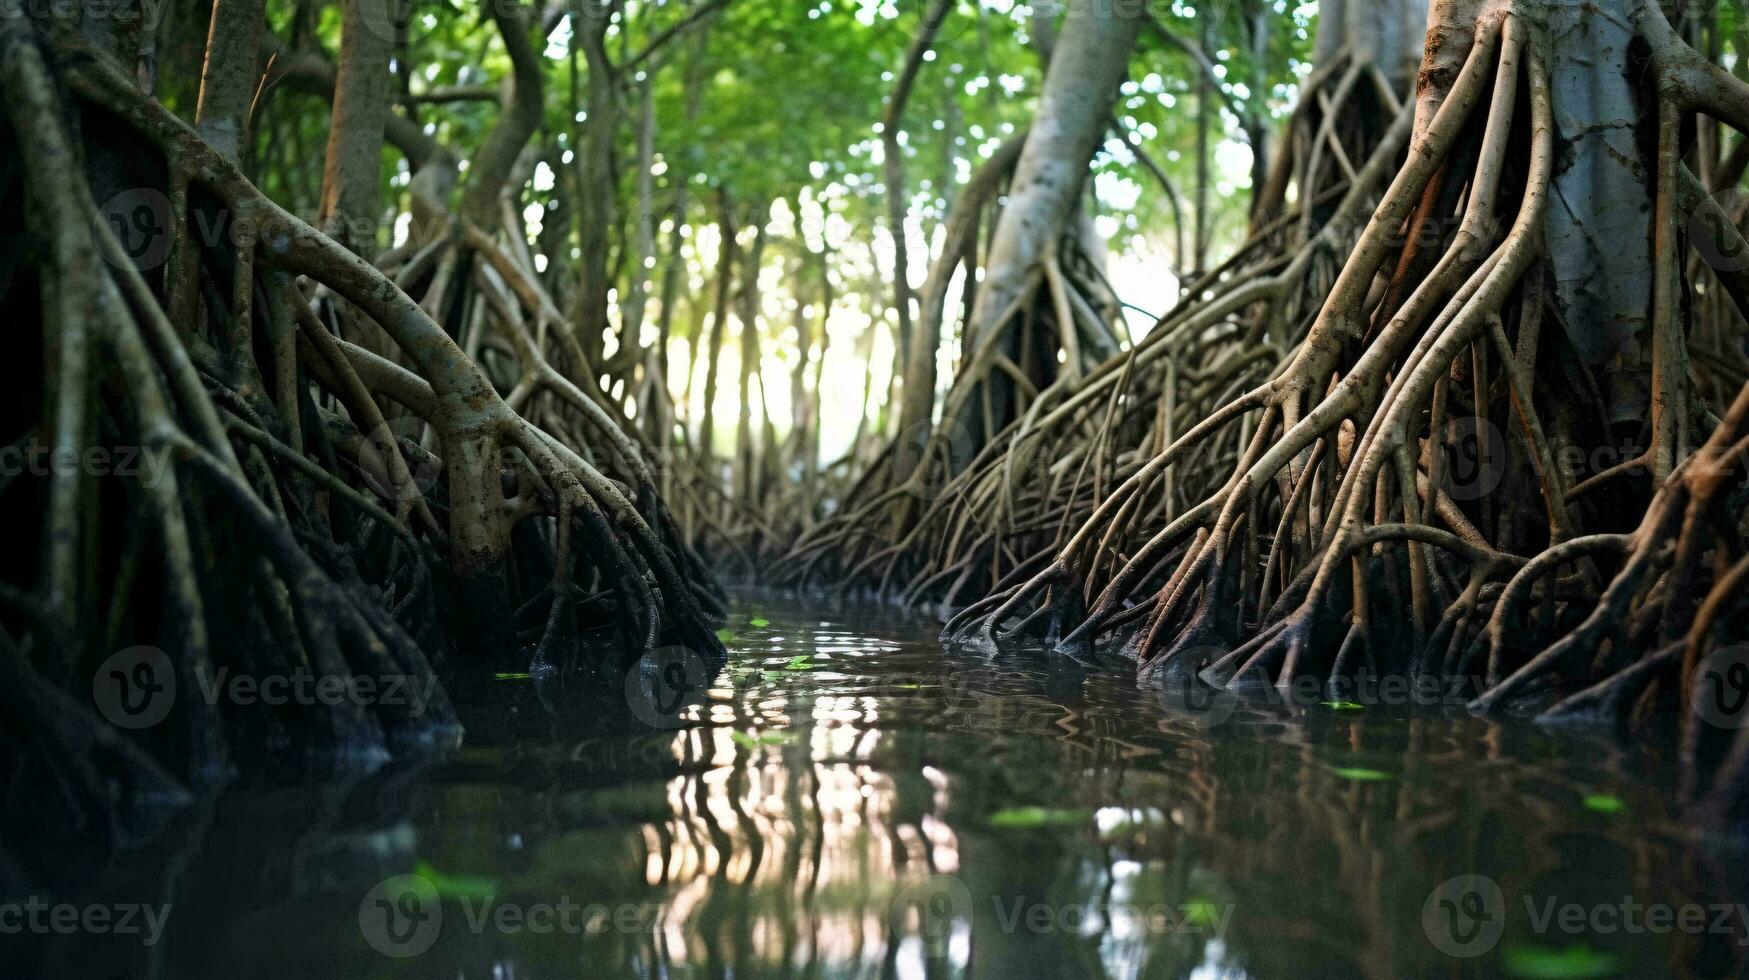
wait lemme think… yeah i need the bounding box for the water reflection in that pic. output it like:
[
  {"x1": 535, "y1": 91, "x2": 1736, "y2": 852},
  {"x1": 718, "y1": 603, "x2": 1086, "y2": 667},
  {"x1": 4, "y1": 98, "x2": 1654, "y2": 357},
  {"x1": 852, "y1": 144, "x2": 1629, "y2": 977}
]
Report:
[{"x1": 12, "y1": 600, "x2": 1749, "y2": 978}]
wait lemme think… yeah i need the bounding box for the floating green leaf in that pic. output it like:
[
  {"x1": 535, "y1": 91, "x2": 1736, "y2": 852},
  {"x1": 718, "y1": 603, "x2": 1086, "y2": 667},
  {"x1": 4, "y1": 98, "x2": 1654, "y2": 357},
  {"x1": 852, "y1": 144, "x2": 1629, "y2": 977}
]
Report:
[
  {"x1": 1581, "y1": 794, "x2": 1625, "y2": 814},
  {"x1": 1180, "y1": 900, "x2": 1224, "y2": 928},
  {"x1": 1330, "y1": 767, "x2": 1393, "y2": 782},
  {"x1": 715, "y1": 628, "x2": 737, "y2": 644},
  {"x1": 1319, "y1": 700, "x2": 1365, "y2": 711},
  {"x1": 1503, "y1": 943, "x2": 1619, "y2": 979},
  {"x1": 413, "y1": 859, "x2": 498, "y2": 901},
  {"x1": 784, "y1": 655, "x2": 815, "y2": 671},
  {"x1": 987, "y1": 806, "x2": 1090, "y2": 829},
  {"x1": 749, "y1": 616, "x2": 771, "y2": 628},
  {"x1": 493, "y1": 672, "x2": 531, "y2": 681},
  {"x1": 730, "y1": 730, "x2": 793, "y2": 748}
]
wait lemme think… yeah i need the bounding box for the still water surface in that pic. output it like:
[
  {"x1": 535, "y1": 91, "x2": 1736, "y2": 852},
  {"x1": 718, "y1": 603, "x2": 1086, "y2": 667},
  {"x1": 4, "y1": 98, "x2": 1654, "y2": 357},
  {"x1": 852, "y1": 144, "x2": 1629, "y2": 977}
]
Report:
[{"x1": 26, "y1": 597, "x2": 1749, "y2": 978}]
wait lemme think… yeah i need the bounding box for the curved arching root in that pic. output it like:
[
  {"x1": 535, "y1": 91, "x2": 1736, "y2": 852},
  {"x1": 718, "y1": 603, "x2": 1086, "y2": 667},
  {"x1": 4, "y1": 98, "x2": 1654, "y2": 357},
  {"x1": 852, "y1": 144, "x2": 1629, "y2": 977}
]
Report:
[
  {"x1": 0, "y1": 18, "x2": 724, "y2": 845},
  {"x1": 780, "y1": 44, "x2": 1414, "y2": 611},
  {"x1": 804, "y1": 0, "x2": 1749, "y2": 823}
]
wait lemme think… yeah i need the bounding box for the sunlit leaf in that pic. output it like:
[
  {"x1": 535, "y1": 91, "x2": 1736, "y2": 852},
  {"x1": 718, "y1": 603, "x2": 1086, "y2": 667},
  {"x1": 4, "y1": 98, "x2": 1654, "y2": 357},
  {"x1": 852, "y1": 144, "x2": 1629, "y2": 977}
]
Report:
[
  {"x1": 749, "y1": 616, "x2": 771, "y2": 628},
  {"x1": 1329, "y1": 767, "x2": 1393, "y2": 782},
  {"x1": 987, "y1": 806, "x2": 1090, "y2": 829},
  {"x1": 1319, "y1": 700, "x2": 1365, "y2": 711},
  {"x1": 413, "y1": 859, "x2": 498, "y2": 901},
  {"x1": 493, "y1": 672, "x2": 531, "y2": 681},
  {"x1": 1581, "y1": 794, "x2": 1625, "y2": 814},
  {"x1": 1503, "y1": 943, "x2": 1619, "y2": 979},
  {"x1": 1181, "y1": 899, "x2": 1224, "y2": 928}
]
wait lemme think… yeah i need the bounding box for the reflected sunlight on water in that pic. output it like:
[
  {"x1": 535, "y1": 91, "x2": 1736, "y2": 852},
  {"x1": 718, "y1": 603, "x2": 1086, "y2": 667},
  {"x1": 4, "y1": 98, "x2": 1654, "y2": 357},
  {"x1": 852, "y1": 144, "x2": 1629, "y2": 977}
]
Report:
[{"x1": 21, "y1": 598, "x2": 1749, "y2": 978}]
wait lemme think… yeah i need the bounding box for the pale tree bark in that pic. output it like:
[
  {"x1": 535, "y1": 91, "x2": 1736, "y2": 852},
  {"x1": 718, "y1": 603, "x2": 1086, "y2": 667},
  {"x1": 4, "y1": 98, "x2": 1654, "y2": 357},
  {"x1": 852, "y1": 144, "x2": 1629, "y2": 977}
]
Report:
[
  {"x1": 457, "y1": 1, "x2": 543, "y2": 230},
  {"x1": 645, "y1": 23, "x2": 713, "y2": 446},
  {"x1": 1193, "y1": 12, "x2": 1211, "y2": 275},
  {"x1": 626, "y1": 77, "x2": 658, "y2": 350},
  {"x1": 573, "y1": 0, "x2": 618, "y2": 363},
  {"x1": 734, "y1": 210, "x2": 769, "y2": 505},
  {"x1": 1543, "y1": 0, "x2": 1654, "y2": 418},
  {"x1": 1317, "y1": 0, "x2": 1428, "y2": 92},
  {"x1": 965, "y1": 1, "x2": 1141, "y2": 341},
  {"x1": 647, "y1": 193, "x2": 688, "y2": 446},
  {"x1": 194, "y1": 0, "x2": 266, "y2": 164},
  {"x1": 892, "y1": 135, "x2": 1025, "y2": 471},
  {"x1": 318, "y1": 0, "x2": 395, "y2": 252},
  {"x1": 803, "y1": 245, "x2": 834, "y2": 500},
  {"x1": 932, "y1": 0, "x2": 1144, "y2": 438},
  {"x1": 698, "y1": 197, "x2": 737, "y2": 457},
  {"x1": 883, "y1": 0, "x2": 955, "y2": 373}
]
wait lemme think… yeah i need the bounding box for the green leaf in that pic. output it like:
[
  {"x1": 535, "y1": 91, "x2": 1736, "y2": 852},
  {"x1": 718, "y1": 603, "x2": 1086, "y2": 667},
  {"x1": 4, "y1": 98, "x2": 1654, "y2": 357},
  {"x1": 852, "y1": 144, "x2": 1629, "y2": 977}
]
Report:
[
  {"x1": 413, "y1": 859, "x2": 498, "y2": 901},
  {"x1": 715, "y1": 628, "x2": 737, "y2": 644},
  {"x1": 730, "y1": 730, "x2": 793, "y2": 748},
  {"x1": 784, "y1": 655, "x2": 815, "y2": 671},
  {"x1": 749, "y1": 616, "x2": 771, "y2": 628},
  {"x1": 1319, "y1": 700, "x2": 1365, "y2": 711},
  {"x1": 1180, "y1": 900, "x2": 1224, "y2": 928},
  {"x1": 1330, "y1": 767, "x2": 1394, "y2": 782},
  {"x1": 1503, "y1": 943, "x2": 1619, "y2": 979},
  {"x1": 1582, "y1": 794, "x2": 1626, "y2": 814},
  {"x1": 987, "y1": 806, "x2": 1090, "y2": 829},
  {"x1": 493, "y1": 672, "x2": 531, "y2": 681}
]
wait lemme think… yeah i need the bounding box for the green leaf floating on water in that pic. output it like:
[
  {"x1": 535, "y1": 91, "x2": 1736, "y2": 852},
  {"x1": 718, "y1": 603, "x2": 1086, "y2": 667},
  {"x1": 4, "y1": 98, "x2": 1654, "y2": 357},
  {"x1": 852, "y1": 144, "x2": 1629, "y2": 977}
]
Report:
[
  {"x1": 784, "y1": 655, "x2": 815, "y2": 671},
  {"x1": 413, "y1": 859, "x2": 498, "y2": 900},
  {"x1": 493, "y1": 672, "x2": 531, "y2": 681},
  {"x1": 1180, "y1": 899, "x2": 1224, "y2": 928},
  {"x1": 715, "y1": 628, "x2": 736, "y2": 644},
  {"x1": 1582, "y1": 794, "x2": 1626, "y2": 814},
  {"x1": 1319, "y1": 700, "x2": 1365, "y2": 711},
  {"x1": 987, "y1": 806, "x2": 1090, "y2": 829},
  {"x1": 749, "y1": 617, "x2": 771, "y2": 628},
  {"x1": 730, "y1": 730, "x2": 793, "y2": 748},
  {"x1": 1330, "y1": 767, "x2": 1394, "y2": 782},
  {"x1": 1503, "y1": 943, "x2": 1619, "y2": 979}
]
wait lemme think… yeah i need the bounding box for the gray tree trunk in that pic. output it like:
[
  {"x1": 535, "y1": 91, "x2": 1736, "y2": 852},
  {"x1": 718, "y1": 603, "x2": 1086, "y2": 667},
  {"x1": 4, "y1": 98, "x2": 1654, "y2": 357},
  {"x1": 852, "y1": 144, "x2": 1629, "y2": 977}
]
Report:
[
  {"x1": 734, "y1": 212, "x2": 769, "y2": 504},
  {"x1": 933, "y1": 0, "x2": 1142, "y2": 442},
  {"x1": 194, "y1": 0, "x2": 266, "y2": 164},
  {"x1": 1317, "y1": 0, "x2": 1428, "y2": 92},
  {"x1": 318, "y1": 0, "x2": 395, "y2": 252}
]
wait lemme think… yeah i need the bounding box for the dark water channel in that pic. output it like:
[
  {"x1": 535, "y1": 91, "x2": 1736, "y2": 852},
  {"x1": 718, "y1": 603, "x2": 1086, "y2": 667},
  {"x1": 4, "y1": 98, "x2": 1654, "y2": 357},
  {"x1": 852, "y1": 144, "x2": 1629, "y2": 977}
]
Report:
[{"x1": 17, "y1": 596, "x2": 1749, "y2": 978}]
